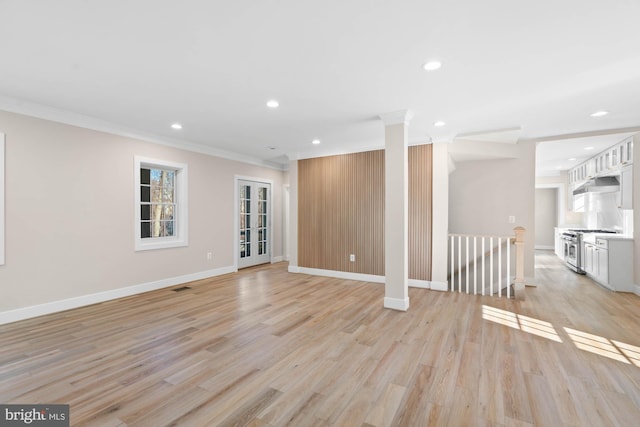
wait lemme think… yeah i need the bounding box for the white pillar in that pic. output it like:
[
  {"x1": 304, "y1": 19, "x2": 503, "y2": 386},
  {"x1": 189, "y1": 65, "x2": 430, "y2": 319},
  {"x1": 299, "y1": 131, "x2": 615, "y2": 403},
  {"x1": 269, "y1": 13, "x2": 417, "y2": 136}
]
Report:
[
  {"x1": 430, "y1": 142, "x2": 449, "y2": 291},
  {"x1": 380, "y1": 110, "x2": 413, "y2": 311},
  {"x1": 287, "y1": 157, "x2": 300, "y2": 273}
]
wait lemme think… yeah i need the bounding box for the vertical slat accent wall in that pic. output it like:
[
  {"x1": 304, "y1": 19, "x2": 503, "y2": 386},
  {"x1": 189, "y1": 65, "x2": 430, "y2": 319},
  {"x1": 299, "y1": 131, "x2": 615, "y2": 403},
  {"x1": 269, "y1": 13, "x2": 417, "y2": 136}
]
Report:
[
  {"x1": 298, "y1": 150, "x2": 385, "y2": 275},
  {"x1": 408, "y1": 144, "x2": 433, "y2": 281},
  {"x1": 298, "y1": 145, "x2": 433, "y2": 279}
]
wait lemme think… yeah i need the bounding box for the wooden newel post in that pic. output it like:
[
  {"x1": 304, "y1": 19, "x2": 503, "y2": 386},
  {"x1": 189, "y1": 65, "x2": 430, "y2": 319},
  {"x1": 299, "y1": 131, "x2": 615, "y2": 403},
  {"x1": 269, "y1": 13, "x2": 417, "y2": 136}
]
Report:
[{"x1": 513, "y1": 226, "x2": 526, "y2": 300}]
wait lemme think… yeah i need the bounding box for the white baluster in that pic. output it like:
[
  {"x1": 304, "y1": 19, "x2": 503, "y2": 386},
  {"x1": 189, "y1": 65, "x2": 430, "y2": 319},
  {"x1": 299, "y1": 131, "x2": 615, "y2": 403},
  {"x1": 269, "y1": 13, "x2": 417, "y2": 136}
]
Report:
[
  {"x1": 465, "y1": 236, "x2": 469, "y2": 294},
  {"x1": 490, "y1": 237, "x2": 494, "y2": 296},
  {"x1": 507, "y1": 237, "x2": 511, "y2": 299},
  {"x1": 473, "y1": 236, "x2": 477, "y2": 295},
  {"x1": 498, "y1": 237, "x2": 502, "y2": 297},
  {"x1": 458, "y1": 235, "x2": 462, "y2": 292},
  {"x1": 450, "y1": 235, "x2": 454, "y2": 292},
  {"x1": 481, "y1": 237, "x2": 485, "y2": 296}
]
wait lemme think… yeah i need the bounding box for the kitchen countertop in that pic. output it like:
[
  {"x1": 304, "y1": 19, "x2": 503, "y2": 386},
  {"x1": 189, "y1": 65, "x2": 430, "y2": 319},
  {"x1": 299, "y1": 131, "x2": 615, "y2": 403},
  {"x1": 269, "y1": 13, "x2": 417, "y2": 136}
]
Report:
[{"x1": 582, "y1": 233, "x2": 633, "y2": 243}]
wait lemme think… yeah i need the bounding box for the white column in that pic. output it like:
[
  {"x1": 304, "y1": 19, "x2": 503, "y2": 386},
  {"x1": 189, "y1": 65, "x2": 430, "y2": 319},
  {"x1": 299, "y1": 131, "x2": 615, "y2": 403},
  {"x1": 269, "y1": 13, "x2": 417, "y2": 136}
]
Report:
[
  {"x1": 430, "y1": 142, "x2": 449, "y2": 291},
  {"x1": 380, "y1": 110, "x2": 413, "y2": 311},
  {"x1": 287, "y1": 157, "x2": 300, "y2": 273}
]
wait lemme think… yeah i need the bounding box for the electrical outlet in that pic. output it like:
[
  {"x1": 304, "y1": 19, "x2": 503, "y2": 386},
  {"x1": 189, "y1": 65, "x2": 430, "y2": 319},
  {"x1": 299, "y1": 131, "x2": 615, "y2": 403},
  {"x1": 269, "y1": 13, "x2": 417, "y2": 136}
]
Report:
[
  {"x1": 508, "y1": 215, "x2": 516, "y2": 224},
  {"x1": 349, "y1": 254, "x2": 355, "y2": 262},
  {"x1": 207, "y1": 252, "x2": 213, "y2": 260}
]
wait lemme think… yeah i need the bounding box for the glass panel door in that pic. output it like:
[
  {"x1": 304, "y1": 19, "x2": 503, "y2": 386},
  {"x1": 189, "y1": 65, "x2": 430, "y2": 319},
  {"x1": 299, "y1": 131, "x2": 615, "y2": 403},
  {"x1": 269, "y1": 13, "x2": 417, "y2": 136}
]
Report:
[
  {"x1": 238, "y1": 180, "x2": 271, "y2": 268},
  {"x1": 239, "y1": 184, "x2": 251, "y2": 260}
]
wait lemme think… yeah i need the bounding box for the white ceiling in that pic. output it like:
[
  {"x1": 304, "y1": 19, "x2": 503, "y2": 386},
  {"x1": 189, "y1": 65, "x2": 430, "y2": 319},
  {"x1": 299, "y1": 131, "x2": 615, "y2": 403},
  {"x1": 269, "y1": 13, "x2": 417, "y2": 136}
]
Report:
[{"x1": 1, "y1": 1, "x2": 640, "y2": 169}]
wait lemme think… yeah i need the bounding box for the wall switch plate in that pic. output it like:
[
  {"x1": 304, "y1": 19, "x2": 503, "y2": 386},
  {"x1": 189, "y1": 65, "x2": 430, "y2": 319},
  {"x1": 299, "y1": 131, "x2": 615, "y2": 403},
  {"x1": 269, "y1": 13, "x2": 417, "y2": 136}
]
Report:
[
  {"x1": 207, "y1": 252, "x2": 213, "y2": 260},
  {"x1": 349, "y1": 254, "x2": 355, "y2": 262},
  {"x1": 508, "y1": 216, "x2": 516, "y2": 224}
]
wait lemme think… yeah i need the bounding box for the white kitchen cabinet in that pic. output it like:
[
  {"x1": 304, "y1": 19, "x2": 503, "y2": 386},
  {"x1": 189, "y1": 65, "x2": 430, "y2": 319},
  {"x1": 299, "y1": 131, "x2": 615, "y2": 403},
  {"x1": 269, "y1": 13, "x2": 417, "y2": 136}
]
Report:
[
  {"x1": 595, "y1": 245, "x2": 609, "y2": 286},
  {"x1": 618, "y1": 136, "x2": 634, "y2": 167},
  {"x1": 554, "y1": 229, "x2": 564, "y2": 259},
  {"x1": 583, "y1": 237, "x2": 633, "y2": 292},
  {"x1": 583, "y1": 243, "x2": 594, "y2": 275},
  {"x1": 626, "y1": 138, "x2": 634, "y2": 164},
  {"x1": 618, "y1": 166, "x2": 633, "y2": 209}
]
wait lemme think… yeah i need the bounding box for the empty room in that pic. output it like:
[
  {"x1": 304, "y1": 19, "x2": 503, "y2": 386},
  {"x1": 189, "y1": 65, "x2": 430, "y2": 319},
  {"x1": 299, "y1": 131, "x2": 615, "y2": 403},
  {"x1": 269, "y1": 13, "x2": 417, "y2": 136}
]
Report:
[{"x1": 1, "y1": 1, "x2": 640, "y2": 426}]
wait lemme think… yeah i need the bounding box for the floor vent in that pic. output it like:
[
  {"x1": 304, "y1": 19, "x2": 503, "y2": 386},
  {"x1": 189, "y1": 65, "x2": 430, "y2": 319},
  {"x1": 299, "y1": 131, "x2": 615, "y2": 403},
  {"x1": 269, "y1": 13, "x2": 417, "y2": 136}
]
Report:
[{"x1": 172, "y1": 286, "x2": 192, "y2": 292}]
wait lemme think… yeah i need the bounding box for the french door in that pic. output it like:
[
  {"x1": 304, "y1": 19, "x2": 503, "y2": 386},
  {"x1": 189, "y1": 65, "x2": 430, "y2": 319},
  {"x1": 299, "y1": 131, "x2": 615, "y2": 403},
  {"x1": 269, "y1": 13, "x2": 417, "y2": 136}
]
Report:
[{"x1": 238, "y1": 180, "x2": 271, "y2": 268}]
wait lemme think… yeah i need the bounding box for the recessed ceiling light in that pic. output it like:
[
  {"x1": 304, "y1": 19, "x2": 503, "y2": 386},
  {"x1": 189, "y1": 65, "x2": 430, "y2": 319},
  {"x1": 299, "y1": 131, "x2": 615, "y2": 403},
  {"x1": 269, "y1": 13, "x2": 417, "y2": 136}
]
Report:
[
  {"x1": 590, "y1": 110, "x2": 609, "y2": 117},
  {"x1": 171, "y1": 123, "x2": 182, "y2": 130},
  {"x1": 312, "y1": 139, "x2": 321, "y2": 145},
  {"x1": 268, "y1": 146, "x2": 277, "y2": 150},
  {"x1": 584, "y1": 146, "x2": 595, "y2": 151},
  {"x1": 266, "y1": 100, "x2": 279, "y2": 108},
  {"x1": 433, "y1": 120, "x2": 446, "y2": 127},
  {"x1": 423, "y1": 60, "x2": 442, "y2": 71},
  {"x1": 568, "y1": 157, "x2": 576, "y2": 161}
]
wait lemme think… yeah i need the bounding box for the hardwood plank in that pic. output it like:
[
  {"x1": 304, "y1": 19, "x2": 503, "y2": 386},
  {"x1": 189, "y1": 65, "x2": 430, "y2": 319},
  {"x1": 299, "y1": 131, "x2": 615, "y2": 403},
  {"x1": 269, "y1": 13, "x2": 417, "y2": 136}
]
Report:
[{"x1": 0, "y1": 253, "x2": 639, "y2": 426}]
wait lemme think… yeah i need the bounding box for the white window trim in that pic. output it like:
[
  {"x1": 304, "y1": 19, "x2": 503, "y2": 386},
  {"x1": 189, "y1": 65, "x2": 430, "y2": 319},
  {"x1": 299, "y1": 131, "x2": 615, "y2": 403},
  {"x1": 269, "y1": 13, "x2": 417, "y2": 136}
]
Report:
[
  {"x1": 134, "y1": 156, "x2": 188, "y2": 251},
  {"x1": 0, "y1": 133, "x2": 5, "y2": 265}
]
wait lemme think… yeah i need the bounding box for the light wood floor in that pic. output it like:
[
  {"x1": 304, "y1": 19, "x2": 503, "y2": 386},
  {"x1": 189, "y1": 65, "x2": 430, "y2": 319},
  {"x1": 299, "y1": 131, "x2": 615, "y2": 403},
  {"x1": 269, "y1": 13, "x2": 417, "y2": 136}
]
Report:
[{"x1": 1, "y1": 251, "x2": 640, "y2": 426}]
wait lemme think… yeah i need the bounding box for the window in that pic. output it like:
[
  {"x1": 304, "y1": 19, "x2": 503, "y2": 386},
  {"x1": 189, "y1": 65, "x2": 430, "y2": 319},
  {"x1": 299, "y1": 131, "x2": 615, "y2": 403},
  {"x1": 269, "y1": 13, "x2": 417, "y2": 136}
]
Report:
[{"x1": 134, "y1": 156, "x2": 188, "y2": 251}]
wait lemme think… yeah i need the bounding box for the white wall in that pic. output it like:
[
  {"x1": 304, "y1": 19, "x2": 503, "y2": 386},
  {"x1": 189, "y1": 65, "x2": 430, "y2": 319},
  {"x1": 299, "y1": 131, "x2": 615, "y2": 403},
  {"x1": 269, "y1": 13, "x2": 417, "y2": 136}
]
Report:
[
  {"x1": 449, "y1": 141, "x2": 536, "y2": 279},
  {"x1": 0, "y1": 110, "x2": 285, "y2": 317},
  {"x1": 535, "y1": 188, "x2": 557, "y2": 248}
]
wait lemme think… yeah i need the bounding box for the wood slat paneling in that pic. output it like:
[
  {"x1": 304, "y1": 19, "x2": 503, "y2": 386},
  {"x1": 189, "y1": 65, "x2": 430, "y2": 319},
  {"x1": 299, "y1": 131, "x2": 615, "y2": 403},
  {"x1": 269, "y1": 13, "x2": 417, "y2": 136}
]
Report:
[
  {"x1": 298, "y1": 145, "x2": 433, "y2": 280},
  {"x1": 409, "y1": 144, "x2": 433, "y2": 280},
  {"x1": 298, "y1": 150, "x2": 385, "y2": 275}
]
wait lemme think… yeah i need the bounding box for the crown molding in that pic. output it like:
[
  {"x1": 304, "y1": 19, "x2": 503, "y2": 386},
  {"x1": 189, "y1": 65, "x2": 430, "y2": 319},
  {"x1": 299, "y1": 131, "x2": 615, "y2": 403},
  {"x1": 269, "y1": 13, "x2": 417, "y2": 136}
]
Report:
[{"x1": 0, "y1": 95, "x2": 287, "y2": 171}]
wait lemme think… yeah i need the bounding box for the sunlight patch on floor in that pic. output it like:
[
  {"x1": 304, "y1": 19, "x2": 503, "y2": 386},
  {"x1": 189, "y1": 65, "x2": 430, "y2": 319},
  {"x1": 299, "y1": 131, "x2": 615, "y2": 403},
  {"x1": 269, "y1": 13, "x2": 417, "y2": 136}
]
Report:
[
  {"x1": 482, "y1": 305, "x2": 562, "y2": 342},
  {"x1": 612, "y1": 340, "x2": 640, "y2": 367},
  {"x1": 564, "y1": 327, "x2": 635, "y2": 365}
]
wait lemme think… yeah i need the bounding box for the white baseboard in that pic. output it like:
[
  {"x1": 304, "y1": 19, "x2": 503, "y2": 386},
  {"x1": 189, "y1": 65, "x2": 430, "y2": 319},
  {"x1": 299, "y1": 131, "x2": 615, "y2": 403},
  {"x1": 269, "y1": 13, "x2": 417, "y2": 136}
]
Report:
[
  {"x1": 408, "y1": 279, "x2": 430, "y2": 289},
  {"x1": 293, "y1": 267, "x2": 385, "y2": 283},
  {"x1": 288, "y1": 265, "x2": 301, "y2": 273},
  {"x1": 271, "y1": 256, "x2": 284, "y2": 263},
  {"x1": 290, "y1": 268, "x2": 446, "y2": 291},
  {"x1": 408, "y1": 279, "x2": 448, "y2": 290},
  {"x1": 0, "y1": 265, "x2": 236, "y2": 325},
  {"x1": 384, "y1": 296, "x2": 409, "y2": 311},
  {"x1": 430, "y1": 281, "x2": 449, "y2": 291}
]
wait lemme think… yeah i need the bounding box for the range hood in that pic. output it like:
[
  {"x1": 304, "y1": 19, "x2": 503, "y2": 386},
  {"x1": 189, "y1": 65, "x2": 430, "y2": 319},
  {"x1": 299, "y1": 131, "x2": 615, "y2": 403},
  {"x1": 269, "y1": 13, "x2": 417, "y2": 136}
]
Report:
[{"x1": 573, "y1": 176, "x2": 620, "y2": 195}]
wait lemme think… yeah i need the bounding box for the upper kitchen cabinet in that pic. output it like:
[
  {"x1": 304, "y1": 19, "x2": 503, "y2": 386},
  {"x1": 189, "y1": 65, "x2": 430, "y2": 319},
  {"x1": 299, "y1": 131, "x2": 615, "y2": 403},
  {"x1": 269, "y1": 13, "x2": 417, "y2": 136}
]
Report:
[
  {"x1": 622, "y1": 137, "x2": 634, "y2": 165},
  {"x1": 606, "y1": 136, "x2": 633, "y2": 171},
  {"x1": 570, "y1": 136, "x2": 634, "y2": 183},
  {"x1": 568, "y1": 160, "x2": 594, "y2": 185}
]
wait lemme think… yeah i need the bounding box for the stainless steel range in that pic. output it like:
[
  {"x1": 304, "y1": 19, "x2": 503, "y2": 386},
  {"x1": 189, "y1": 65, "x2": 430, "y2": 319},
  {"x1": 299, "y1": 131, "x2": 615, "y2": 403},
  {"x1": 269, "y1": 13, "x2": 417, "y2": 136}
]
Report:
[
  {"x1": 561, "y1": 229, "x2": 617, "y2": 274},
  {"x1": 561, "y1": 231, "x2": 582, "y2": 273}
]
